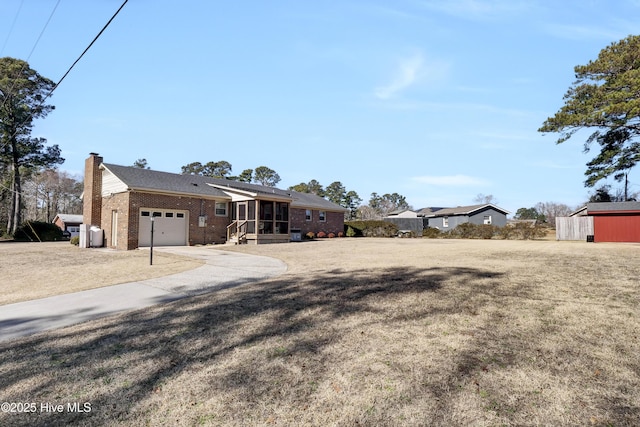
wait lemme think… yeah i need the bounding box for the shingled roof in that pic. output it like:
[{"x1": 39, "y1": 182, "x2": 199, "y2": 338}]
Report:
[
  {"x1": 587, "y1": 201, "x2": 640, "y2": 213},
  {"x1": 101, "y1": 163, "x2": 346, "y2": 211},
  {"x1": 102, "y1": 164, "x2": 231, "y2": 199},
  {"x1": 419, "y1": 204, "x2": 510, "y2": 217},
  {"x1": 288, "y1": 190, "x2": 348, "y2": 211}
]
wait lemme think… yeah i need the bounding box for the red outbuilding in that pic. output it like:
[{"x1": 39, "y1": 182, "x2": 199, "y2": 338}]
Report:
[{"x1": 587, "y1": 202, "x2": 640, "y2": 242}]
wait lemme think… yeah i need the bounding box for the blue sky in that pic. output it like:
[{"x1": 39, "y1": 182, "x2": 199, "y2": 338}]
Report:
[{"x1": 2, "y1": 0, "x2": 640, "y2": 214}]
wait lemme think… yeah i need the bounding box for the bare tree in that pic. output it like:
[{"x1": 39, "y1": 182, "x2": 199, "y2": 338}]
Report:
[
  {"x1": 356, "y1": 205, "x2": 380, "y2": 220},
  {"x1": 22, "y1": 169, "x2": 82, "y2": 222},
  {"x1": 534, "y1": 202, "x2": 573, "y2": 227},
  {"x1": 473, "y1": 193, "x2": 498, "y2": 205}
]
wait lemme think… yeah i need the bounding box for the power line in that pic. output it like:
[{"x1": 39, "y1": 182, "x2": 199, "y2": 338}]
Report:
[
  {"x1": 26, "y1": 0, "x2": 62, "y2": 61},
  {"x1": 0, "y1": 0, "x2": 25, "y2": 56},
  {"x1": 48, "y1": 0, "x2": 129, "y2": 98},
  {"x1": 0, "y1": 0, "x2": 129, "y2": 152},
  {"x1": 0, "y1": 0, "x2": 61, "y2": 116}
]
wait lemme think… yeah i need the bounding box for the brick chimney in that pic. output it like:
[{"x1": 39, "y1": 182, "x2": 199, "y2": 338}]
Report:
[{"x1": 83, "y1": 153, "x2": 103, "y2": 226}]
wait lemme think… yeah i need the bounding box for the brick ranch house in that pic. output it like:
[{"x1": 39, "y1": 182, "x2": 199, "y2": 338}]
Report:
[{"x1": 83, "y1": 153, "x2": 347, "y2": 249}]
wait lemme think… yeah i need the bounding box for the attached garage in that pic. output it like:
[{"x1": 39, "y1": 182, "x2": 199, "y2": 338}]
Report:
[
  {"x1": 587, "y1": 202, "x2": 640, "y2": 243},
  {"x1": 138, "y1": 209, "x2": 189, "y2": 247}
]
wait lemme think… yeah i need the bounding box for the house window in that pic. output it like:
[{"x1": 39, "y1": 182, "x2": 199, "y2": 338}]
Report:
[
  {"x1": 319, "y1": 211, "x2": 326, "y2": 222},
  {"x1": 305, "y1": 209, "x2": 312, "y2": 221},
  {"x1": 483, "y1": 215, "x2": 492, "y2": 225},
  {"x1": 215, "y1": 202, "x2": 227, "y2": 216},
  {"x1": 443, "y1": 216, "x2": 449, "y2": 228}
]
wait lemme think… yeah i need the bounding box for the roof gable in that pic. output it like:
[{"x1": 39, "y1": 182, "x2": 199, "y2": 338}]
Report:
[
  {"x1": 53, "y1": 214, "x2": 83, "y2": 224},
  {"x1": 386, "y1": 209, "x2": 418, "y2": 218},
  {"x1": 569, "y1": 206, "x2": 588, "y2": 217}
]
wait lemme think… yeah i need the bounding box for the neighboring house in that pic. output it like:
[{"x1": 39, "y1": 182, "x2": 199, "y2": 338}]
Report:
[
  {"x1": 384, "y1": 209, "x2": 423, "y2": 234},
  {"x1": 420, "y1": 204, "x2": 510, "y2": 230},
  {"x1": 83, "y1": 153, "x2": 346, "y2": 249},
  {"x1": 52, "y1": 213, "x2": 83, "y2": 238},
  {"x1": 386, "y1": 209, "x2": 419, "y2": 218},
  {"x1": 587, "y1": 201, "x2": 640, "y2": 242}
]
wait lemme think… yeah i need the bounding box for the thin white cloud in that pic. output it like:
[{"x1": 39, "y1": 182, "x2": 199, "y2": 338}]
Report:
[
  {"x1": 475, "y1": 131, "x2": 538, "y2": 142},
  {"x1": 416, "y1": 0, "x2": 531, "y2": 21},
  {"x1": 412, "y1": 174, "x2": 490, "y2": 186},
  {"x1": 533, "y1": 160, "x2": 582, "y2": 170},
  {"x1": 543, "y1": 23, "x2": 624, "y2": 41},
  {"x1": 370, "y1": 99, "x2": 532, "y2": 118},
  {"x1": 374, "y1": 52, "x2": 450, "y2": 99},
  {"x1": 375, "y1": 53, "x2": 425, "y2": 99}
]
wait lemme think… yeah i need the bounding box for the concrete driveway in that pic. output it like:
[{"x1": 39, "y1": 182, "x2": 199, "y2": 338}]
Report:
[{"x1": 0, "y1": 246, "x2": 287, "y2": 342}]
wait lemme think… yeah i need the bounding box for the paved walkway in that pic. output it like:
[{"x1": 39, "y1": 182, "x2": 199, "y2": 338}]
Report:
[{"x1": 0, "y1": 246, "x2": 287, "y2": 342}]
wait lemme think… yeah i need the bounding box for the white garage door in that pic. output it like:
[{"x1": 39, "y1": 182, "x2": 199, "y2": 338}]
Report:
[{"x1": 138, "y1": 209, "x2": 188, "y2": 246}]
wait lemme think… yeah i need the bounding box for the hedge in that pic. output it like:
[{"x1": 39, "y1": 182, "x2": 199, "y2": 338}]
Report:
[
  {"x1": 13, "y1": 221, "x2": 64, "y2": 242},
  {"x1": 344, "y1": 220, "x2": 398, "y2": 238},
  {"x1": 421, "y1": 222, "x2": 548, "y2": 240}
]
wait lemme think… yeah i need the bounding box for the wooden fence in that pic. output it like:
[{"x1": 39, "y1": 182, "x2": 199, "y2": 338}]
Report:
[{"x1": 555, "y1": 216, "x2": 594, "y2": 241}]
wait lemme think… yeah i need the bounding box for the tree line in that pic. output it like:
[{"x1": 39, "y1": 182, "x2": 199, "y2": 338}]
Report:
[
  {"x1": 176, "y1": 159, "x2": 411, "y2": 220},
  {"x1": 9, "y1": 29, "x2": 640, "y2": 238}
]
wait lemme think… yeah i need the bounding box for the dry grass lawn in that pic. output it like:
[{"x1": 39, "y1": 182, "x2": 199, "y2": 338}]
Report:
[
  {"x1": 1, "y1": 238, "x2": 639, "y2": 426},
  {"x1": 0, "y1": 242, "x2": 204, "y2": 305}
]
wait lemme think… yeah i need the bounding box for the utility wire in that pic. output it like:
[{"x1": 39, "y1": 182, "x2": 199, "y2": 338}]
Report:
[
  {"x1": 47, "y1": 0, "x2": 128, "y2": 98},
  {"x1": 0, "y1": 0, "x2": 61, "y2": 116},
  {"x1": 26, "y1": 0, "x2": 62, "y2": 61},
  {"x1": 0, "y1": 0, "x2": 129, "y2": 152},
  {"x1": 0, "y1": 0, "x2": 25, "y2": 56}
]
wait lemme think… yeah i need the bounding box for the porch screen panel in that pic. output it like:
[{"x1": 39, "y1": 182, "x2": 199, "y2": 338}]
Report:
[
  {"x1": 247, "y1": 201, "x2": 256, "y2": 233},
  {"x1": 276, "y1": 202, "x2": 289, "y2": 234},
  {"x1": 259, "y1": 200, "x2": 274, "y2": 234}
]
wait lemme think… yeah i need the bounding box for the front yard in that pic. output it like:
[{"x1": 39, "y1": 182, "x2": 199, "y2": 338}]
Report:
[
  {"x1": 0, "y1": 242, "x2": 203, "y2": 305},
  {"x1": 1, "y1": 238, "x2": 639, "y2": 426}
]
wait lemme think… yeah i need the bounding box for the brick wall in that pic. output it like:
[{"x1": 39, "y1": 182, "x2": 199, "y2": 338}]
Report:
[
  {"x1": 291, "y1": 208, "x2": 344, "y2": 236},
  {"x1": 101, "y1": 192, "x2": 130, "y2": 249},
  {"x1": 83, "y1": 153, "x2": 103, "y2": 227},
  {"x1": 53, "y1": 217, "x2": 64, "y2": 231},
  {"x1": 102, "y1": 191, "x2": 230, "y2": 249}
]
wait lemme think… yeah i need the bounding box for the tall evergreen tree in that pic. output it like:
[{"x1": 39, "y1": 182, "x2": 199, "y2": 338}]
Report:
[
  {"x1": 0, "y1": 57, "x2": 62, "y2": 235},
  {"x1": 539, "y1": 35, "x2": 640, "y2": 189}
]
